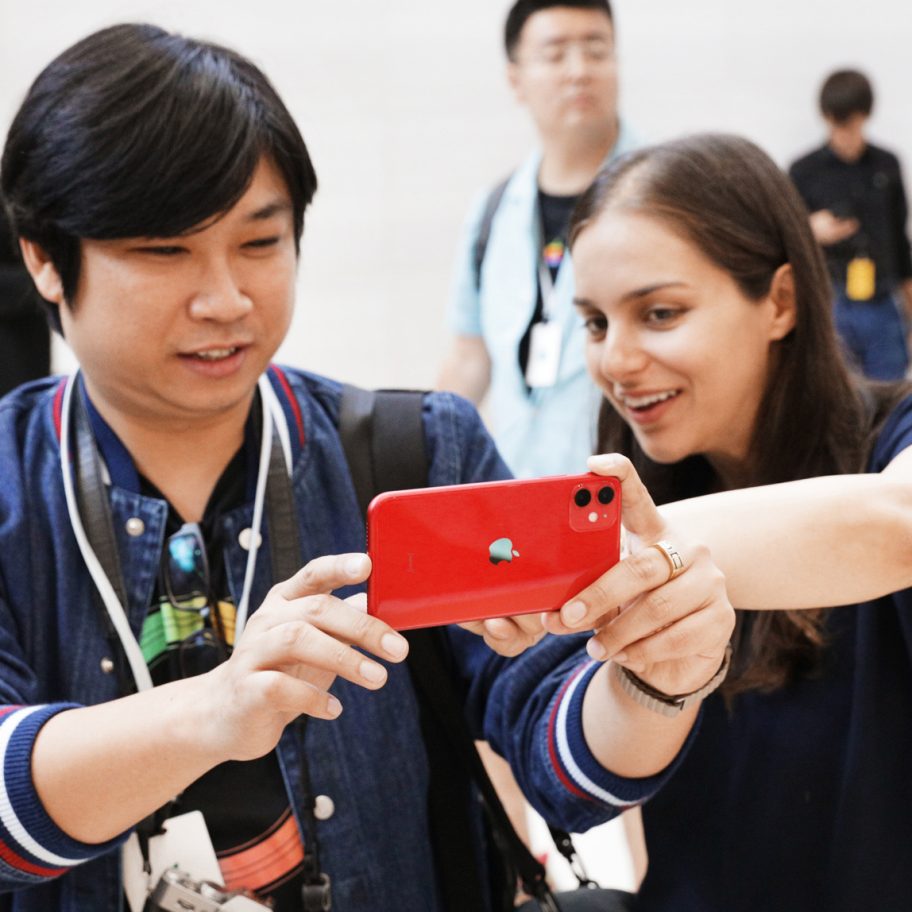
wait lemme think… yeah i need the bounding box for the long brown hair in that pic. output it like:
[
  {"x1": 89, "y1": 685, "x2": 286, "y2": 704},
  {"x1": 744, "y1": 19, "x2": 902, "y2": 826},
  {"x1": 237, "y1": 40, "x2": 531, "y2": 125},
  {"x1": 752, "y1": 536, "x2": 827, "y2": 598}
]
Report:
[{"x1": 570, "y1": 133, "x2": 910, "y2": 695}]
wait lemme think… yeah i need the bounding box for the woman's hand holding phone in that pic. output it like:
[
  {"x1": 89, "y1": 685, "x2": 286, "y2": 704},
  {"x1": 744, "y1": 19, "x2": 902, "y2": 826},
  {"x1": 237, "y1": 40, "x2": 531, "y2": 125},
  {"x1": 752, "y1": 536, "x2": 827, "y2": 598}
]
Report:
[
  {"x1": 544, "y1": 454, "x2": 734, "y2": 698},
  {"x1": 475, "y1": 454, "x2": 733, "y2": 703}
]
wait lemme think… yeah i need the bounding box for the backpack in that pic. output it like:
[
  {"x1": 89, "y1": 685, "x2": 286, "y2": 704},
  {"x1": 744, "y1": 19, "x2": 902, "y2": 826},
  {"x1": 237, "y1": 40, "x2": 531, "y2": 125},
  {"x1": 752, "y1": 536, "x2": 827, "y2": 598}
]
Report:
[{"x1": 472, "y1": 176, "x2": 512, "y2": 292}]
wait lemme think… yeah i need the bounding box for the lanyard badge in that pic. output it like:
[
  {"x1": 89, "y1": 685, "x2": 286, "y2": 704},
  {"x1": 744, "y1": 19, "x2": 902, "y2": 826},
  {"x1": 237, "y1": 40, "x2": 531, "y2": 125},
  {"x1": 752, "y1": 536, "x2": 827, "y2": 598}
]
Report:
[
  {"x1": 846, "y1": 256, "x2": 876, "y2": 301},
  {"x1": 525, "y1": 237, "x2": 567, "y2": 389}
]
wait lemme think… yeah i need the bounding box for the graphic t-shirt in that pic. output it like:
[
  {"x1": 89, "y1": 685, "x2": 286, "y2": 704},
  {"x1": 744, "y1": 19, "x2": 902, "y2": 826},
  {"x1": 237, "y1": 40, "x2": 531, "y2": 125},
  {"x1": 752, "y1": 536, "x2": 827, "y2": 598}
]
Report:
[{"x1": 138, "y1": 448, "x2": 306, "y2": 910}]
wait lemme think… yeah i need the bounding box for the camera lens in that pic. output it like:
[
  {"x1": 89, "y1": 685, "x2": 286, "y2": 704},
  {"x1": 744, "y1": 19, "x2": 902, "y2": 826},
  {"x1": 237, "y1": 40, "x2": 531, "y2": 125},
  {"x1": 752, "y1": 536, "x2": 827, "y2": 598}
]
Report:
[
  {"x1": 598, "y1": 486, "x2": 615, "y2": 505},
  {"x1": 574, "y1": 488, "x2": 592, "y2": 507}
]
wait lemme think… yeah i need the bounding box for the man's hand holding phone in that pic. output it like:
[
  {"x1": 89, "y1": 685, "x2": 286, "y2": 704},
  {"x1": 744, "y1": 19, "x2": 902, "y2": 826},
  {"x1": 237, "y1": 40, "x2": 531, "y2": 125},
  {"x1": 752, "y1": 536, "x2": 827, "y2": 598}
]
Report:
[{"x1": 202, "y1": 554, "x2": 409, "y2": 762}]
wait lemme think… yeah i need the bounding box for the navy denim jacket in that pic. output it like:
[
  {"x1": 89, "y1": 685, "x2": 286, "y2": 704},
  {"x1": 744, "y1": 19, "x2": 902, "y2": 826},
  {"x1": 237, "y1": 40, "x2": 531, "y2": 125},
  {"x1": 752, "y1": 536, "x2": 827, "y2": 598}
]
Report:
[{"x1": 0, "y1": 368, "x2": 679, "y2": 912}]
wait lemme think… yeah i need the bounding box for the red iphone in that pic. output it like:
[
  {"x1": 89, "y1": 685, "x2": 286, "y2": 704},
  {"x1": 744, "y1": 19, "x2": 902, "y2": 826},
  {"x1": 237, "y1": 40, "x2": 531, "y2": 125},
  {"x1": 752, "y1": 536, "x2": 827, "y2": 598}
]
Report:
[{"x1": 367, "y1": 473, "x2": 621, "y2": 630}]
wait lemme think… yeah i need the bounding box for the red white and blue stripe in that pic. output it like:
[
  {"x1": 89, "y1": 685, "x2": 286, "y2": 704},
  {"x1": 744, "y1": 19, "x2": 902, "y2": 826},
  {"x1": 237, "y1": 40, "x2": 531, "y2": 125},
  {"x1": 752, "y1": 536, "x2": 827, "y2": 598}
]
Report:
[
  {"x1": 547, "y1": 660, "x2": 688, "y2": 810},
  {"x1": 0, "y1": 705, "x2": 124, "y2": 882}
]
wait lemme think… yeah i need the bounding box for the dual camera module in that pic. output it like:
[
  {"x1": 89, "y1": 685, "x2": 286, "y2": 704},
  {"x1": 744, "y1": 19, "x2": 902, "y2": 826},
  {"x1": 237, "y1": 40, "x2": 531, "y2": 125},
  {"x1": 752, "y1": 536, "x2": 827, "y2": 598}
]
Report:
[
  {"x1": 573, "y1": 486, "x2": 615, "y2": 508},
  {"x1": 568, "y1": 481, "x2": 618, "y2": 533}
]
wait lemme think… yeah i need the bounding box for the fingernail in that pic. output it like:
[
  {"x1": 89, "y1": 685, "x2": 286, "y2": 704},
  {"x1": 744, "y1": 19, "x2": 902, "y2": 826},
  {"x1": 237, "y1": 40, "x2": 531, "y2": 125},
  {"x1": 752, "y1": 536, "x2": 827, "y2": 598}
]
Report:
[
  {"x1": 381, "y1": 632, "x2": 408, "y2": 660},
  {"x1": 360, "y1": 660, "x2": 386, "y2": 684},
  {"x1": 346, "y1": 555, "x2": 365, "y2": 577},
  {"x1": 562, "y1": 601, "x2": 587, "y2": 626},
  {"x1": 327, "y1": 695, "x2": 343, "y2": 717},
  {"x1": 587, "y1": 639, "x2": 607, "y2": 661}
]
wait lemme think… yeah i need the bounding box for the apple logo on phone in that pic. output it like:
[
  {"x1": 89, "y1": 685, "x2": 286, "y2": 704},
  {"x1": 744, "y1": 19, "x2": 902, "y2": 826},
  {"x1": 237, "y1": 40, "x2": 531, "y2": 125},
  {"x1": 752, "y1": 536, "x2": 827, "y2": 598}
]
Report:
[{"x1": 489, "y1": 537, "x2": 520, "y2": 566}]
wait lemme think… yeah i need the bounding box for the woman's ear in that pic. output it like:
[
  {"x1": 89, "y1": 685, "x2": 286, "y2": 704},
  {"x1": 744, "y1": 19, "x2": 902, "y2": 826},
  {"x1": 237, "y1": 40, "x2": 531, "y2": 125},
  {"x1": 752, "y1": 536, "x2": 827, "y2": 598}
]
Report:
[
  {"x1": 19, "y1": 238, "x2": 65, "y2": 305},
  {"x1": 767, "y1": 263, "x2": 797, "y2": 341}
]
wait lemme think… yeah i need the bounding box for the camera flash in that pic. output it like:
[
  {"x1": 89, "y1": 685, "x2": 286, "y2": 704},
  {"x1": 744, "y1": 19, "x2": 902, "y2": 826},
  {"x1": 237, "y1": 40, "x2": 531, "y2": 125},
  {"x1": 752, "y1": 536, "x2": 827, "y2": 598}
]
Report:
[{"x1": 588, "y1": 511, "x2": 598, "y2": 523}]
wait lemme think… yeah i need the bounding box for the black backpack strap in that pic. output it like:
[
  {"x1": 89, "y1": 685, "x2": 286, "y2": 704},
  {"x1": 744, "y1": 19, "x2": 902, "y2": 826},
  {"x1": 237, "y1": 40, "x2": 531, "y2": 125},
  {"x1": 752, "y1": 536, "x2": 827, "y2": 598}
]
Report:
[
  {"x1": 338, "y1": 385, "x2": 491, "y2": 909},
  {"x1": 265, "y1": 405, "x2": 303, "y2": 583},
  {"x1": 338, "y1": 384, "x2": 428, "y2": 517},
  {"x1": 473, "y1": 175, "x2": 512, "y2": 292},
  {"x1": 406, "y1": 626, "x2": 559, "y2": 910},
  {"x1": 336, "y1": 383, "x2": 564, "y2": 911}
]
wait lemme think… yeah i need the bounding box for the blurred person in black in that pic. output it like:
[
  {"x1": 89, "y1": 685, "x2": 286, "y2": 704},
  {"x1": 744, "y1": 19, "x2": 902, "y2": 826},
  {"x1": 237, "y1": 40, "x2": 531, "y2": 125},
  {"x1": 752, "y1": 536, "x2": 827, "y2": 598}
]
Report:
[
  {"x1": 0, "y1": 206, "x2": 50, "y2": 394},
  {"x1": 789, "y1": 69, "x2": 912, "y2": 380}
]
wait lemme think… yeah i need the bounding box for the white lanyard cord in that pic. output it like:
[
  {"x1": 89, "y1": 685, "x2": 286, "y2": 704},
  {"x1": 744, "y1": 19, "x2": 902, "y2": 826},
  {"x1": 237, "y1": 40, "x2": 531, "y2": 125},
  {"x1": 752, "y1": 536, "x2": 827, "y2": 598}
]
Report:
[
  {"x1": 234, "y1": 375, "x2": 286, "y2": 637},
  {"x1": 60, "y1": 372, "x2": 287, "y2": 690}
]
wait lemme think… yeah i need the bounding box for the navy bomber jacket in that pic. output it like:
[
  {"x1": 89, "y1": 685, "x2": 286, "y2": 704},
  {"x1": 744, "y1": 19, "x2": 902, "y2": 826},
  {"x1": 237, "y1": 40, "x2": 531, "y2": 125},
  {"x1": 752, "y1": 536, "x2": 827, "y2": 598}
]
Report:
[{"x1": 0, "y1": 367, "x2": 686, "y2": 912}]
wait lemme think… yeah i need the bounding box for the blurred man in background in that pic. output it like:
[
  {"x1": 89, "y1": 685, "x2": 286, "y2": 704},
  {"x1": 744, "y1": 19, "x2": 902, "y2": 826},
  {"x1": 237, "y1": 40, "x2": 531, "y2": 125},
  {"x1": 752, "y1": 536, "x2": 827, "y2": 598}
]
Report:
[
  {"x1": 439, "y1": 0, "x2": 636, "y2": 478},
  {"x1": 438, "y1": 1, "x2": 647, "y2": 890},
  {"x1": 789, "y1": 69, "x2": 912, "y2": 380}
]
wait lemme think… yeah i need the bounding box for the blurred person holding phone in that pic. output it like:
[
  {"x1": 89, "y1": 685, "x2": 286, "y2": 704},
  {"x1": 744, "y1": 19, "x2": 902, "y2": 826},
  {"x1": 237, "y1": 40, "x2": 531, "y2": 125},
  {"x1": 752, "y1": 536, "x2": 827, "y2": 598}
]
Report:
[
  {"x1": 0, "y1": 24, "x2": 732, "y2": 912},
  {"x1": 481, "y1": 133, "x2": 912, "y2": 912},
  {"x1": 789, "y1": 69, "x2": 912, "y2": 380}
]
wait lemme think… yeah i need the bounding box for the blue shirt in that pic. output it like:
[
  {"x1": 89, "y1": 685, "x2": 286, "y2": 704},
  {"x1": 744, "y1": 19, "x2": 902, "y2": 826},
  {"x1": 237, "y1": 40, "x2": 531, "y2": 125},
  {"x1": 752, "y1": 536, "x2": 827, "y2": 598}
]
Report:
[
  {"x1": 0, "y1": 367, "x2": 681, "y2": 912},
  {"x1": 447, "y1": 124, "x2": 638, "y2": 479}
]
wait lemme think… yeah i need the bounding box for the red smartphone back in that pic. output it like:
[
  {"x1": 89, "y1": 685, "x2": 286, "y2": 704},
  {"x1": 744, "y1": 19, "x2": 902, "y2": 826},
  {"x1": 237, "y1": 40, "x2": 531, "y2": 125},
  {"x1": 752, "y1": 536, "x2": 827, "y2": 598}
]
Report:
[{"x1": 367, "y1": 473, "x2": 620, "y2": 630}]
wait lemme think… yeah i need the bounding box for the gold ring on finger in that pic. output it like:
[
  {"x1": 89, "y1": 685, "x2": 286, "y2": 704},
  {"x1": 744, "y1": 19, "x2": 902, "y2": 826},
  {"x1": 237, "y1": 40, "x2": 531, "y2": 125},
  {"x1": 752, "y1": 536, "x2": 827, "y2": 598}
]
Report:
[{"x1": 649, "y1": 539, "x2": 685, "y2": 583}]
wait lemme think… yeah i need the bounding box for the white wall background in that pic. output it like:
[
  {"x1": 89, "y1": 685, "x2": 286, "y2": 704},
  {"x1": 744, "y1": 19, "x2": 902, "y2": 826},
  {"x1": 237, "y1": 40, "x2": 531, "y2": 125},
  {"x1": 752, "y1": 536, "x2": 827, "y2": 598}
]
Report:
[
  {"x1": 2, "y1": 0, "x2": 911, "y2": 386},
  {"x1": 1, "y1": 0, "x2": 910, "y2": 890}
]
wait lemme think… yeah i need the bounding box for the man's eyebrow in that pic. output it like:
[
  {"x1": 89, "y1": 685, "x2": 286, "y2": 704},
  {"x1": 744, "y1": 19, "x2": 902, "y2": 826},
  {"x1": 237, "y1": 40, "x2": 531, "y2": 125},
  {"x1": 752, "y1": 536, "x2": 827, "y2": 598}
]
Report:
[
  {"x1": 245, "y1": 200, "x2": 293, "y2": 221},
  {"x1": 541, "y1": 32, "x2": 611, "y2": 47}
]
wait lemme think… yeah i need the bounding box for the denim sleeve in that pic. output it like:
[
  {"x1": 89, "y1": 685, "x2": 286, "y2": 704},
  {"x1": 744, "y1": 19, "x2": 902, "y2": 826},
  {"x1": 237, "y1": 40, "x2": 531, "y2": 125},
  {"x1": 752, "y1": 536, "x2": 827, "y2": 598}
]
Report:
[
  {"x1": 0, "y1": 586, "x2": 126, "y2": 888},
  {"x1": 446, "y1": 191, "x2": 488, "y2": 338},
  {"x1": 422, "y1": 391, "x2": 511, "y2": 487},
  {"x1": 446, "y1": 625, "x2": 700, "y2": 834},
  {"x1": 0, "y1": 703, "x2": 128, "y2": 889}
]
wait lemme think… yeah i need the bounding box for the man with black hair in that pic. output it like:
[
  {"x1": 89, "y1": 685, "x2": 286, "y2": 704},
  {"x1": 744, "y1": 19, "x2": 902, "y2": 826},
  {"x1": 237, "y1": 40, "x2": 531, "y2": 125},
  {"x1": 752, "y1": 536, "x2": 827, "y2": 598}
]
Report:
[
  {"x1": 438, "y1": 0, "x2": 635, "y2": 478},
  {"x1": 0, "y1": 22, "x2": 721, "y2": 912},
  {"x1": 789, "y1": 68, "x2": 912, "y2": 380}
]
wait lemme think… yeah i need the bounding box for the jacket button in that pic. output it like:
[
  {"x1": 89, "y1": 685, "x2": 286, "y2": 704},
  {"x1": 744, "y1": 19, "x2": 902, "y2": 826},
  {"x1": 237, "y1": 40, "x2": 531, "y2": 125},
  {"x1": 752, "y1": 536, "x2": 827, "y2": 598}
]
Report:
[
  {"x1": 238, "y1": 528, "x2": 262, "y2": 550},
  {"x1": 314, "y1": 795, "x2": 335, "y2": 821},
  {"x1": 100, "y1": 657, "x2": 115, "y2": 674},
  {"x1": 125, "y1": 518, "x2": 145, "y2": 537}
]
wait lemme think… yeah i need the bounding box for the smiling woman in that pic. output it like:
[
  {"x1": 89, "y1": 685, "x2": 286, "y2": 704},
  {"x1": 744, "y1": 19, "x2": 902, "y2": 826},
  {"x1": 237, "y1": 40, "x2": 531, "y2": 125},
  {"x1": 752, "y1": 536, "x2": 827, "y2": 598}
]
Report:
[
  {"x1": 572, "y1": 210, "x2": 796, "y2": 474},
  {"x1": 555, "y1": 133, "x2": 912, "y2": 911}
]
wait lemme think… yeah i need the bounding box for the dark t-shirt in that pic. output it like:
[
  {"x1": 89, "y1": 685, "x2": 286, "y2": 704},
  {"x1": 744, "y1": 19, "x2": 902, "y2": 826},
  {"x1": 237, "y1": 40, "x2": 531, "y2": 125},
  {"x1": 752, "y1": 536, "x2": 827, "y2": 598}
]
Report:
[
  {"x1": 139, "y1": 449, "x2": 305, "y2": 910},
  {"x1": 788, "y1": 142, "x2": 912, "y2": 292},
  {"x1": 518, "y1": 189, "x2": 580, "y2": 380},
  {"x1": 636, "y1": 395, "x2": 912, "y2": 911}
]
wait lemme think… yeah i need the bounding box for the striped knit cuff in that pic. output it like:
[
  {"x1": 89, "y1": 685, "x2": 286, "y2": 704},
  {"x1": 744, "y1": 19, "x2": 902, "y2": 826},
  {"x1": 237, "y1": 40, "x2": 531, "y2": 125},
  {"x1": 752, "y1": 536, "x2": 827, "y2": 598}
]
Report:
[
  {"x1": 546, "y1": 660, "x2": 697, "y2": 808},
  {"x1": 0, "y1": 704, "x2": 126, "y2": 880}
]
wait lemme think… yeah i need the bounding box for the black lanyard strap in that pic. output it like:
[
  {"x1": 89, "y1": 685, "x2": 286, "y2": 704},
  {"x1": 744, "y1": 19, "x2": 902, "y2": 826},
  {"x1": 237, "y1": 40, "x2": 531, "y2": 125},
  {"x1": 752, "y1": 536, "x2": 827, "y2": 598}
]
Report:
[{"x1": 73, "y1": 388, "x2": 131, "y2": 610}]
